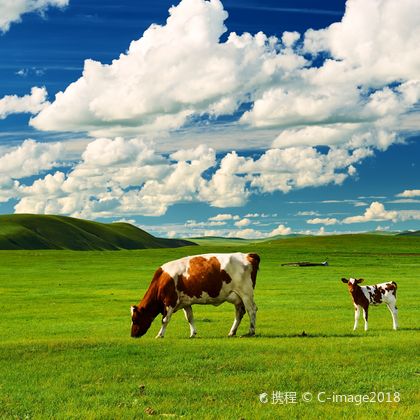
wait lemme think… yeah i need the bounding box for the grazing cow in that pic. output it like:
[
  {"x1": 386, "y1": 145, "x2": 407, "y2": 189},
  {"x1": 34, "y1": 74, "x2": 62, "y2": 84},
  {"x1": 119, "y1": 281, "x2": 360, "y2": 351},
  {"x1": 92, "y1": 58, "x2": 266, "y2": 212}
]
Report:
[
  {"x1": 131, "y1": 252, "x2": 260, "y2": 338},
  {"x1": 341, "y1": 277, "x2": 398, "y2": 331}
]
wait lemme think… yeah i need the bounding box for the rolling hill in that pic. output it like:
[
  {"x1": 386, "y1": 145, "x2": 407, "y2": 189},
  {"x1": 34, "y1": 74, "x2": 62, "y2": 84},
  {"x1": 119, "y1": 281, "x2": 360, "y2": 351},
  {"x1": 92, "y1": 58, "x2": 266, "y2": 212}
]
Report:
[
  {"x1": 397, "y1": 230, "x2": 420, "y2": 236},
  {"x1": 0, "y1": 214, "x2": 196, "y2": 250}
]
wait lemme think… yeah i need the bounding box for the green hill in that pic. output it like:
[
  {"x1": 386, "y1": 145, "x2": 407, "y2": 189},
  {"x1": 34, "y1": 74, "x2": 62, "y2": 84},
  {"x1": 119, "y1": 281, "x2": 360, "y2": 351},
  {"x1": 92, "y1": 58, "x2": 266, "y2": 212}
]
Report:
[
  {"x1": 0, "y1": 214, "x2": 196, "y2": 250},
  {"x1": 397, "y1": 230, "x2": 420, "y2": 236}
]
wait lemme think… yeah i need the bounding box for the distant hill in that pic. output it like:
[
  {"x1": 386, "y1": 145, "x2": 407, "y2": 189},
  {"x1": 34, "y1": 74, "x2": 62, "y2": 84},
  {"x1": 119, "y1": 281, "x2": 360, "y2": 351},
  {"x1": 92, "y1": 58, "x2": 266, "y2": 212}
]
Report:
[
  {"x1": 397, "y1": 230, "x2": 420, "y2": 236},
  {"x1": 189, "y1": 234, "x2": 305, "y2": 246},
  {"x1": 0, "y1": 214, "x2": 196, "y2": 250}
]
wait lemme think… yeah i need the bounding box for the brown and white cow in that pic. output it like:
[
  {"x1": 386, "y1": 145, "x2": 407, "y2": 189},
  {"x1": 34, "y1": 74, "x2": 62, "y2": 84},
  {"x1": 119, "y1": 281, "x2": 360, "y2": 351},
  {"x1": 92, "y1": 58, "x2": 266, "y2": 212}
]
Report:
[
  {"x1": 131, "y1": 252, "x2": 260, "y2": 338},
  {"x1": 341, "y1": 277, "x2": 398, "y2": 331}
]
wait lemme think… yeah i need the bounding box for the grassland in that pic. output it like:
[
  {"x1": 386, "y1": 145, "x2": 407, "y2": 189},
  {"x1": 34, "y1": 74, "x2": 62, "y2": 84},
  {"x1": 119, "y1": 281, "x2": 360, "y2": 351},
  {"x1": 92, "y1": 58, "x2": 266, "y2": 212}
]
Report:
[{"x1": 0, "y1": 234, "x2": 419, "y2": 419}]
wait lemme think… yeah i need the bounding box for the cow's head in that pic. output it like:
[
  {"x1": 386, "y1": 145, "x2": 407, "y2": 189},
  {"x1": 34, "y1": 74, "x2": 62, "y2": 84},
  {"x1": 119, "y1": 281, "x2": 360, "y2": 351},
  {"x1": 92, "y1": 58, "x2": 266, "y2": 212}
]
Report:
[
  {"x1": 130, "y1": 305, "x2": 154, "y2": 338},
  {"x1": 341, "y1": 277, "x2": 364, "y2": 293}
]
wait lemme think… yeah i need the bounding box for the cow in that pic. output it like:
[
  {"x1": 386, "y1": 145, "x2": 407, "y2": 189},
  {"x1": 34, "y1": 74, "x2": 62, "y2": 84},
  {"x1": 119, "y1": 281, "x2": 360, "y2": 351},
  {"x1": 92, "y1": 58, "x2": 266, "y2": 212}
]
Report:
[
  {"x1": 130, "y1": 252, "x2": 260, "y2": 339},
  {"x1": 341, "y1": 277, "x2": 398, "y2": 331}
]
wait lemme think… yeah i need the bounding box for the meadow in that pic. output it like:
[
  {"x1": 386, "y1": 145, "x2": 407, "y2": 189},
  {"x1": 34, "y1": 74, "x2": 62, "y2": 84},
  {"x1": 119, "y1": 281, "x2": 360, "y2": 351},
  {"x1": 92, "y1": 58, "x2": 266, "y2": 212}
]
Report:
[{"x1": 0, "y1": 235, "x2": 419, "y2": 419}]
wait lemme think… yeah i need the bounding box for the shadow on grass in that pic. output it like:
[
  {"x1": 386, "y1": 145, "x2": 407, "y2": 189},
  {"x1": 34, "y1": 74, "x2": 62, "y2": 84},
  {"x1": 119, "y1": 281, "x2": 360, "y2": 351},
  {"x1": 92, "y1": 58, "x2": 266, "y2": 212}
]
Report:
[
  {"x1": 173, "y1": 332, "x2": 362, "y2": 339},
  {"x1": 252, "y1": 333, "x2": 361, "y2": 339}
]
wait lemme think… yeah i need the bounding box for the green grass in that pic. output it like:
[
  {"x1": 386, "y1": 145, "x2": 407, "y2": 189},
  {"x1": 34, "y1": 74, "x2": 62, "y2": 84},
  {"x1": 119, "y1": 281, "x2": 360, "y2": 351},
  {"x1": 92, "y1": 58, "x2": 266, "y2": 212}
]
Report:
[
  {"x1": 0, "y1": 235, "x2": 419, "y2": 419},
  {"x1": 0, "y1": 214, "x2": 195, "y2": 250}
]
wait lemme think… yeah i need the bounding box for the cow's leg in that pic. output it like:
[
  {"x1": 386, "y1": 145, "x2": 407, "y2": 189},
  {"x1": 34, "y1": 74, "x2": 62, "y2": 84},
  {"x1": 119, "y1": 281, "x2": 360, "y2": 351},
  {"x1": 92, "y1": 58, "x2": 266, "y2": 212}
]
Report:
[
  {"x1": 183, "y1": 306, "x2": 197, "y2": 338},
  {"x1": 240, "y1": 295, "x2": 257, "y2": 337},
  {"x1": 156, "y1": 307, "x2": 174, "y2": 338},
  {"x1": 353, "y1": 305, "x2": 361, "y2": 330},
  {"x1": 362, "y1": 305, "x2": 369, "y2": 331},
  {"x1": 228, "y1": 302, "x2": 246, "y2": 337},
  {"x1": 386, "y1": 302, "x2": 398, "y2": 330}
]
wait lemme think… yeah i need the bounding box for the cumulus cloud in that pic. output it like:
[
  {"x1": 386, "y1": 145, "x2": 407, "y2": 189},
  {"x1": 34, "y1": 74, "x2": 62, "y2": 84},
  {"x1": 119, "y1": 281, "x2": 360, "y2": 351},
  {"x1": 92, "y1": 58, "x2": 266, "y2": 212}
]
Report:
[
  {"x1": 226, "y1": 223, "x2": 292, "y2": 239},
  {"x1": 0, "y1": 139, "x2": 63, "y2": 205},
  {"x1": 342, "y1": 202, "x2": 398, "y2": 224},
  {"x1": 0, "y1": 0, "x2": 69, "y2": 33},
  {"x1": 270, "y1": 224, "x2": 292, "y2": 236},
  {"x1": 303, "y1": 0, "x2": 420, "y2": 82},
  {"x1": 396, "y1": 189, "x2": 420, "y2": 198},
  {"x1": 22, "y1": 0, "x2": 419, "y2": 160},
  {"x1": 3, "y1": 0, "x2": 420, "y2": 223},
  {"x1": 5, "y1": 136, "x2": 377, "y2": 218},
  {"x1": 0, "y1": 139, "x2": 62, "y2": 179},
  {"x1": 0, "y1": 87, "x2": 49, "y2": 119},
  {"x1": 30, "y1": 0, "x2": 305, "y2": 136},
  {"x1": 234, "y1": 217, "x2": 251, "y2": 227}
]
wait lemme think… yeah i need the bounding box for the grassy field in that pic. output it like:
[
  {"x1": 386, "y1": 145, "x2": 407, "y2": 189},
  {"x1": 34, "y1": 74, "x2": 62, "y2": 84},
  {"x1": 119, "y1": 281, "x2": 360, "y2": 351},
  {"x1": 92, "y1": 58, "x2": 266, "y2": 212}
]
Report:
[{"x1": 0, "y1": 235, "x2": 419, "y2": 419}]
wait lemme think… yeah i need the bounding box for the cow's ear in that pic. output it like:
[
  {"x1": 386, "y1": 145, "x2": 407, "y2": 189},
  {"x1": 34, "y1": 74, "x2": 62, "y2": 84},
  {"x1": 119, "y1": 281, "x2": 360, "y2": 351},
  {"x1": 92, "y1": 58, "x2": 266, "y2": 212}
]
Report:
[
  {"x1": 356, "y1": 278, "x2": 364, "y2": 284},
  {"x1": 341, "y1": 278, "x2": 349, "y2": 283},
  {"x1": 130, "y1": 305, "x2": 137, "y2": 316}
]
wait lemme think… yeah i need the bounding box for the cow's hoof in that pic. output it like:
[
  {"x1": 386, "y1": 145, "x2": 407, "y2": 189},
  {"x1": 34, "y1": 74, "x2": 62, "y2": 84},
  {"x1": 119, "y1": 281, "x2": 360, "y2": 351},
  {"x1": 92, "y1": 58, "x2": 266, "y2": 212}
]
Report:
[
  {"x1": 189, "y1": 334, "x2": 197, "y2": 339},
  {"x1": 228, "y1": 334, "x2": 237, "y2": 338},
  {"x1": 240, "y1": 333, "x2": 255, "y2": 338},
  {"x1": 155, "y1": 335, "x2": 164, "y2": 339}
]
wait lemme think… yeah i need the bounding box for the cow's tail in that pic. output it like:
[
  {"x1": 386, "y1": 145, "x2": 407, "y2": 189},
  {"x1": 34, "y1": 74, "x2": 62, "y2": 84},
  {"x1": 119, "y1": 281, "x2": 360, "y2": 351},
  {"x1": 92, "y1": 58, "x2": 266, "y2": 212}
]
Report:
[{"x1": 247, "y1": 253, "x2": 260, "y2": 288}]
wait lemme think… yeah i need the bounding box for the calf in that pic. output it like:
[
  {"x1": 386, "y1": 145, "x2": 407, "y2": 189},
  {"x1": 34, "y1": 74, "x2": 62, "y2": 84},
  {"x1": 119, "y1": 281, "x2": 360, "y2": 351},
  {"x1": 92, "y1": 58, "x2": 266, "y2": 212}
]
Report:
[
  {"x1": 131, "y1": 252, "x2": 260, "y2": 338},
  {"x1": 341, "y1": 277, "x2": 398, "y2": 331}
]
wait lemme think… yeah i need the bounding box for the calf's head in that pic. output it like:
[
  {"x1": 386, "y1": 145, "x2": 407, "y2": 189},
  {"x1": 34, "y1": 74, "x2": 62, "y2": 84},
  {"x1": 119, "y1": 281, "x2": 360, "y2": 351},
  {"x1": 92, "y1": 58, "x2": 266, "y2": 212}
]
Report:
[
  {"x1": 130, "y1": 305, "x2": 155, "y2": 338},
  {"x1": 341, "y1": 277, "x2": 364, "y2": 293}
]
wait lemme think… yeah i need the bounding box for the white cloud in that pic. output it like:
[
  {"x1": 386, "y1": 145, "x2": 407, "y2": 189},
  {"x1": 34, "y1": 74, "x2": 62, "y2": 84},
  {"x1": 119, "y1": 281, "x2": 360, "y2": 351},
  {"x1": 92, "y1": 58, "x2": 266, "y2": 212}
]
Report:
[
  {"x1": 398, "y1": 210, "x2": 420, "y2": 221},
  {"x1": 30, "y1": 0, "x2": 305, "y2": 136},
  {"x1": 387, "y1": 199, "x2": 420, "y2": 204},
  {"x1": 227, "y1": 223, "x2": 292, "y2": 239},
  {"x1": 303, "y1": 0, "x2": 420, "y2": 82},
  {"x1": 235, "y1": 146, "x2": 373, "y2": 194},
  {"x1": 342, "y1": 202, "x2": 398, "y2": 224},
  {"x1": 6, "y1": 137, "x2": 375, "y2": 218},
  {"x1": 0, "y1": 0, "x2": 69, "y2": 33},
  {"x1": 3, "y1": 0, "x2": 420, "y2": 221},
  {"x1": 270, "y1": 224, "x2": 292, "y2": 236},
  {"x1": 227, "y1": 228, "x2": 264, "y2": 239},
  {"x1": 307, "y1": 217, "x2": 338, "y2": 225},
  {"x1": 0, "y1": 139, "x2": 62, "y2": 179},
  {"x1": 296, "y1": 211, "x2": 320, "y2": 216},
  {"x1": 185, "y1": 219, "x2": 226, "y2": 227},
  {"x1": 22, "y1": 0, "x2": 419, "y2": 161},
  {"x1": 234, "y1": 217, "x2": 251, "y2": 227},
  {"x1": 0, "y1": 87, "x2": 49, "y2": 120},
  {"x1": 208, "y1": 213, "x2": 240, "y2": 221},
  {"x1": 12, "y1": 139, "x2": 218, "y2": 217},
  {"x1": 244, "y1": 213, "x2": 260, "y2": 218},
  {"x1": 281, "y1": 31, "x2": 300, "y2": 48},
  {"x1": 396, "y1": 189, "x2": 420, "y2": 198}
]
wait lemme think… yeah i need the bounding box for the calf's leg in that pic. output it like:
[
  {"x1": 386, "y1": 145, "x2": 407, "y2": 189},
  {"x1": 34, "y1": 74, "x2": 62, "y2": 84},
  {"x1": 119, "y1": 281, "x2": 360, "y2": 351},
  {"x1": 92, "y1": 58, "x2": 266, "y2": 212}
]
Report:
[
  {"x1": 386, "y1": 303, "x2": 398, "y2": 330},
  {"x1": 362, "y1": 306, "x2": 369, "y2": 331},
  {"x1": 353, "y1": 305, "x2": 361, "y2": 331}
]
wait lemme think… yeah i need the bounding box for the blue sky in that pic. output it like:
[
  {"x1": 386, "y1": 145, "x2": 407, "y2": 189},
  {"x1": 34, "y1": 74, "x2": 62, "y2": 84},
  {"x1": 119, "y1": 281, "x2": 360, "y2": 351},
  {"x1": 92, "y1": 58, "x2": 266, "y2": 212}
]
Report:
[{"x1": 0, "y1": 0, "x2": 419, "y2": 238}]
